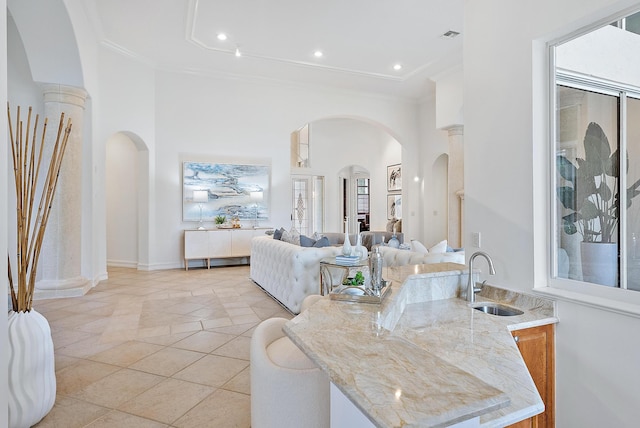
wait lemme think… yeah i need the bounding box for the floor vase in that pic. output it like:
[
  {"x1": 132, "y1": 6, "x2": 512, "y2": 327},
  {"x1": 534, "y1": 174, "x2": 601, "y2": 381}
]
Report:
[
  {"x1": 8, "y1": 310, "x2": 56, "y2": 428},
  {"x1": 581, "y1": 242, "x2": 618, "y2": 287}
]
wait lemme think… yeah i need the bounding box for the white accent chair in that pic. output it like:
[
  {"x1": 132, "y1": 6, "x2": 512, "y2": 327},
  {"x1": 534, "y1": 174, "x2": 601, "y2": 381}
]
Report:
[{"x1": 251, "y1": 317, "x2": 329, "y2": 428}]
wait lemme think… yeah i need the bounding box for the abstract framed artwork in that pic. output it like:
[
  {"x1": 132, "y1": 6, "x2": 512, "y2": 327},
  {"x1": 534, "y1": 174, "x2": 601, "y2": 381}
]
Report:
[
  {"x1": 387, "y1": 164, "x2": 402, "y2": 192},
  {"x1": 387, "y1": 194, "x2": 402, "y2": 220},
  {"x1": 183, "y1": 161, "x2": 270, "y2": 222}
]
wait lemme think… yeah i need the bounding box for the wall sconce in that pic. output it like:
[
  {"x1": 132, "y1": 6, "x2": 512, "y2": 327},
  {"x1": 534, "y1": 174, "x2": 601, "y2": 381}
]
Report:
[{"x1": 193, "y1": 190, "x2": 209, "y2": 230}]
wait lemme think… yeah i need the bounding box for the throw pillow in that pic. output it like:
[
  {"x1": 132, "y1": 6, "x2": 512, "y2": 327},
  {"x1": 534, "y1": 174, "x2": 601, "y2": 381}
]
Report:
[
  {"x1": 410, "y1": 240, "x2": 429, "y2": 254},
  {"x1": 429, "y1": 239, "x2": 448, "y2": 254},
  {"x1": 273, "y1": 227, "x2": 285, "y2": 240},
  {"x1": 313, "y1": 236, "x2": 330, "y2": 248},
  {"x1": 282, "y1": 227, "x2": 301, "y2": 245},
  {"x1": 300, "y1": 235, "x2": 316, "y2": 247}
]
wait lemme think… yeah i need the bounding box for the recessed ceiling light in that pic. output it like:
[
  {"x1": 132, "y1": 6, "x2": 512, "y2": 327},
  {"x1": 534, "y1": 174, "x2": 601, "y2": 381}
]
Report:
[
  {"x1": 393, "y1": 64, "x2": 402, "y2": 71},
  {"x1": 441, "y1": 30, "x2": 460, "y2": 39},
  {"x1": 235, "y1": 47, "x2": 242, "y2": 57},
  {"x1": 217, "y1": 33, "x2": 228, "y2": 41},
  {"x1": 313, "y1": 50, "x2": 323, "y2": 58}
]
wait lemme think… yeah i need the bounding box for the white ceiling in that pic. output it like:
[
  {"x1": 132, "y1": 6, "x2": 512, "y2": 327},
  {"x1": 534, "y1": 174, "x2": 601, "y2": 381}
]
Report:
[{"x1": 84, "y1": 0, "x2": 463, "y2": 98}]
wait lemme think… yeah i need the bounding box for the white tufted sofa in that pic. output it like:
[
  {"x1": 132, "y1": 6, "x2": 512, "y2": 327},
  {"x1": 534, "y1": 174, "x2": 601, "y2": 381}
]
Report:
[
  {"x1": 250, "y1": 236, "x2": 465, "y2": 314},
  {"x1": 250, "y1": 236, "x2": 342, "y2": 314},
  {"x1": 378, "y1": 246, "x2": 465, "y2": 266}
]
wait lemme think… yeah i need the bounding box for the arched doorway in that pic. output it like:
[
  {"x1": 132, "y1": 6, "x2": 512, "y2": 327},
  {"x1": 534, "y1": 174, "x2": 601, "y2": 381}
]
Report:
[{"x1": 106, "y1": 132, "x2": 150, "y2": 269}]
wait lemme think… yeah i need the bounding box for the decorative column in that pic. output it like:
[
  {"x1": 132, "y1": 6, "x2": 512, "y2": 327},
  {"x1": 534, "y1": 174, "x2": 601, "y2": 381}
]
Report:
[
  {"x1": 37, "y1": 84, "x2": 88, "y2": 294},
  {"x1": 447, "y1": 125, "x2": 464, "y2": 249}
]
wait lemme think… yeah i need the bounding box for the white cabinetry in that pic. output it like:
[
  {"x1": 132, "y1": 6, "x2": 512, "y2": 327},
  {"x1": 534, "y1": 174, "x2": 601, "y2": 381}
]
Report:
[{"x1": 184, "y1": 229, "x2": 265, "y2": 270}]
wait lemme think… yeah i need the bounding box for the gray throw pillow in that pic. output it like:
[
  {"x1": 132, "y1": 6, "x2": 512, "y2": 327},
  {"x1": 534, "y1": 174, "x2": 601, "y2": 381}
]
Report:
[
  {"x1": 300, "y1": 235, "x2": 316, "y2": 247},
  {"x1": 273, "y1": 227, "x2": 285, "y2": 240},
  {"x1": 313, "y1": 236, "x2": 330, "y2": 248}
]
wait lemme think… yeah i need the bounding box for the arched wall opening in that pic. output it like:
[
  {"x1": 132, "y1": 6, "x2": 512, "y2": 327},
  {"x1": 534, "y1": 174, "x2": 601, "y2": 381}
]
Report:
[
  {"x1": 7, "y1": 0, "x2": 101, "y2": 295},
  {"x1": 292, "y1": 116, "x2": 403, "y2": 235},
  {"x1": 106, "y1": 132, "x2": 150, "y2": 269}
]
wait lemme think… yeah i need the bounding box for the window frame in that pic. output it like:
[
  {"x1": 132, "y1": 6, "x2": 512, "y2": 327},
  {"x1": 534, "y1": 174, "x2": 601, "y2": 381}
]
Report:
[{"x1": 543, "y1": 34, "x2": 640, "y2": 315}]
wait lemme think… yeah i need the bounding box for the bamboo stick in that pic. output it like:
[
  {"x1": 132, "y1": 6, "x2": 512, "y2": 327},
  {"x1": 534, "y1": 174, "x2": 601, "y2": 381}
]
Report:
[{"x1": 7, "y1": 104, "x2": 73, "y2": 312}]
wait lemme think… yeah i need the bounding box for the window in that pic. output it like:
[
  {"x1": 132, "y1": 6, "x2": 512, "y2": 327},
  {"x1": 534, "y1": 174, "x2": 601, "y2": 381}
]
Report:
[
  {"x1": 356, "y1": 178, "x2": 370, "y2": 231},
  {"x1": 553, "y1": 12, "x2": 640, "y2": 292}
]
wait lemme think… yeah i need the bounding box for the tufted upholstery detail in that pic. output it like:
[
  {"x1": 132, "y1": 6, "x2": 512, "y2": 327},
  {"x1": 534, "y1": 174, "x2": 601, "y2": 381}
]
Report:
[
  {"x1": 250, "y1": 236, "x2": 342, "y2": 314},
  {"x1": 250, "y1": 236, "x2": 465, "y2": 314},
  {"x1": 378, "y1": 246, "x2": 465, "y2": 266}
]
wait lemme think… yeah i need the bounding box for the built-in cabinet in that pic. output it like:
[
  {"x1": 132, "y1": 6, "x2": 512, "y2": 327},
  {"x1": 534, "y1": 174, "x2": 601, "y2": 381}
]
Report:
[
  {"x1": 508, "y1": 323, "x2": 555, "y2": 428},
  {"x1": 184, "y1": 229, "x2": 264, "y2": 270}
]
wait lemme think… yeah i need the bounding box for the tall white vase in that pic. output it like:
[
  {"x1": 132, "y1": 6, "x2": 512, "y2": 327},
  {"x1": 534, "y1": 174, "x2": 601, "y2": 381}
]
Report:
[
  {"x1": 580, "y1": 242, "x2": 618, "y2": 287},
  {"x1": 342, "y1": 219, "x2": 352, "y2": 256},
  {"x1": 8, "y1": 309, "x2": 57, "y2": 428}
]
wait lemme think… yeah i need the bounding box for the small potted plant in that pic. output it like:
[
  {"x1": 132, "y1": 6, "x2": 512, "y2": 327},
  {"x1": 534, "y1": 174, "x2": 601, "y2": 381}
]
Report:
[{"x1": 214, "y1": 215, "x2": 226, "y2": 228}]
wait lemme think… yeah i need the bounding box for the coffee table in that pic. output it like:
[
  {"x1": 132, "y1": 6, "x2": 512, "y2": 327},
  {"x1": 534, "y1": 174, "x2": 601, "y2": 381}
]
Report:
[{"x1": 319, "y1": 257, "x2": 370, "y2": 295}]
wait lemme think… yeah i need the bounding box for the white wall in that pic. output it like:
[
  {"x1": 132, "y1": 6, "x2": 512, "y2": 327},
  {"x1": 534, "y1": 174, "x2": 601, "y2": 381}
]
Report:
[
  {"x1": 464, "y1": 0, "x2": 640, "y2": 425},
  {"x1": 308, "y1": 118, "x2": 401, "y2": 233},
  {"x1": 418, "y1": 90, "x2": 450, "y2": 247},
  {"x1": 150, "y1": 70, "x2": 419, "y2": 268}
]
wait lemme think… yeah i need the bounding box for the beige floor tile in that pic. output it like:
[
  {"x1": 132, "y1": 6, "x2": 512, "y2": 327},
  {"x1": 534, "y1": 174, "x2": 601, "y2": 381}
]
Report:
[
  {"x1": 173, "y1": 388, "x2": 251, "y2": 428},
  {"x1": 211, "y1": 336, "x2": 251, "y2": 360},
  {"x1": 222, "y1": 366, "x2": 251, "y2": 395},
  {"x1": 129, "y1": 347, "x2": 206, "y2": 376},
  {"x1": 135, "y1": 331, "x2": 194, "y2": 346},
  {"x1": 173, "y1": 354, "x2": 248, "y2": 387},
  {"x1": 172, "y1": 330, "x2": 235, "y2": 353},
  {"x1": 88, "y1": 341, "x2": 164, "y2": 367},
  {"x1": 51, "y1": 328, "x2": 95, "y2": 349},
  {"x1": 69, "y1": 368, "x2": 164, "y2": 408},
  {"x1": 207, "y1": 322, "x2": 258, "y2": 336},
  {"x1": 56, "y1": 334, "x2": 126, "y2": 359},
  {"x1": 99, "y1": 328, "x2": 139, "y2": 343},
  {"x1": 85, "y1": 410, "x2": 169, "y2": 428},
  {"x1": 55, "y1": 354, "x2": 81, "y2": 372},
  {"x1": 41, "y1": 265, "x2": 295, "y2": 426},
  {"x1": 117, "y1": 378, "x2": 214, "y2": 424},
  {"x1": 231, "y1": 313, "x2": 261, "y2": 325},
  {"x1": 33, "y1": 395, "x2": 110, "y2": 428},
  {"x1": 56, "y1": 359, "x2": 121, "y2": 397},
  {"x1": 135, "y1": 325, "x2": 171, "y2": 339},
  {"x1": 171, "y1": 321, "x2": 203, "y2": 334},
  {"x1": 201, "y1": 316, "x2": 234, "y2": 329}
]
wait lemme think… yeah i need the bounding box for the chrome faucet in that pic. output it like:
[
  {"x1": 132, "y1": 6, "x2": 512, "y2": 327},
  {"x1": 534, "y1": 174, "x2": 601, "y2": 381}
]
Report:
[{"x1": 467, "y1": 251, "x2": 496, "y2": 303}]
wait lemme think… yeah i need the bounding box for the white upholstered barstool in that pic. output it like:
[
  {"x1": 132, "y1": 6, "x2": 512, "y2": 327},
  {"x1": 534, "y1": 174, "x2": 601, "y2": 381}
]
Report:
[{"x1": 250, "y1": 313, "x2": 329, "y2": 428}]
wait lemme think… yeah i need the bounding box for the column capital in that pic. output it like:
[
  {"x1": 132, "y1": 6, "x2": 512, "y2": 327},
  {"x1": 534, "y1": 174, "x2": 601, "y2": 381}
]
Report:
[
  {"x1": 42, "y1": 84, "x2": 88, "y2": 109},
  {"x1": 446, "y1": 125, "x2": 464, "y2": 137}
]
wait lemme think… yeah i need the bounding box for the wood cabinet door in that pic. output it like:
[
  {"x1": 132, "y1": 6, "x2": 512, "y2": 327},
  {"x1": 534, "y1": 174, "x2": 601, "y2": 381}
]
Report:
[{"x1": 511, "y1": 324, "x2": 555, "y2": 428}]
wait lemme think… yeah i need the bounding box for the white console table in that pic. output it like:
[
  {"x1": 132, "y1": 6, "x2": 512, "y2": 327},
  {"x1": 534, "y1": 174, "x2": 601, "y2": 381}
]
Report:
[{"x1": 184, "y1": 228, "x2": 269, "y2": 270}]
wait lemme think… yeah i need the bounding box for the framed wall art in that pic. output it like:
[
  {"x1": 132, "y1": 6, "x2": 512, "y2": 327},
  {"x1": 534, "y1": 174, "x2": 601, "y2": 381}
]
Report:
[
  {"x1": 387, "y1": 164, "x2": 402, "y2": 192},
  {"x1": 387, "y1": 194, "x2": 402, "y2": 220},
  {"x1": 182, "y1": 161, "x2": 270, "y2": 222}
]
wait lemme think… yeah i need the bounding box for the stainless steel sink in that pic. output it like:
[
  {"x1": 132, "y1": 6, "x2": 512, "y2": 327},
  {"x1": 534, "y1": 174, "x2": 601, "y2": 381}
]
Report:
[{"x1": 472, "y1": 303, "x2": 524, "y2": 316}]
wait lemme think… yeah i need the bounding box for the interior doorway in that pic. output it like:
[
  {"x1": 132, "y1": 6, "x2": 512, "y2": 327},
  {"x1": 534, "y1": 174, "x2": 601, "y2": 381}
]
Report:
[
  {"x1": 338, "y1": 165, "x2": 370, "y2": 234},
  {"x1": 105, "y1": 132, "x2": 149, "y2": 268}
]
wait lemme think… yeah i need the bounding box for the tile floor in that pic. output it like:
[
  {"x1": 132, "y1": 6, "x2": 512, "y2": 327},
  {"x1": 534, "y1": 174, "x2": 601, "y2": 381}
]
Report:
[{"x1": 33, "y1": 265, "x2": 293, "y2": 428}]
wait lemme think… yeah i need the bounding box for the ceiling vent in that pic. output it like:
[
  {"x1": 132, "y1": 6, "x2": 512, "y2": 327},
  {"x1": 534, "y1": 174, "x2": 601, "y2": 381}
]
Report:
[{"x1": 441, "y1": 30, "x2": 460, "y2": 39}]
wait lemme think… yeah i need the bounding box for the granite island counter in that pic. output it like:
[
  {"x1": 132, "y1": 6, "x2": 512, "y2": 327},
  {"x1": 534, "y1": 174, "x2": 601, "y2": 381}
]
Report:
[{"x1": 283, "y1": 263, "x2": 557, "y2": 428}]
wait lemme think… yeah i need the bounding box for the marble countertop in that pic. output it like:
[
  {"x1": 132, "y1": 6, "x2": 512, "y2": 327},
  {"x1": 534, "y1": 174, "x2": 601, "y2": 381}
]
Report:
[{"x1": 284, "y1": 263, "x2": 557, "y2": 428}]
